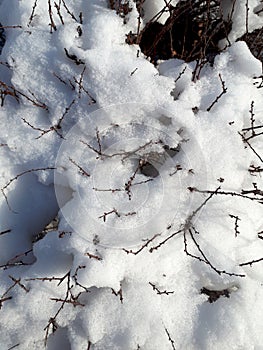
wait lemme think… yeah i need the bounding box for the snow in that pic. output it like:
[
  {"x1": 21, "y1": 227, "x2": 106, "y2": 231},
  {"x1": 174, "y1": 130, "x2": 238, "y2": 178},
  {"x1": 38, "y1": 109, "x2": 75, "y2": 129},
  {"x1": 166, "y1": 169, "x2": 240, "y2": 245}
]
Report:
[
  {"x1": 0, "y1": 0, "x2": 263, "y2": 349},
  {"x1": 142, "y1": 0, "x2": 179, "y2": 24}
]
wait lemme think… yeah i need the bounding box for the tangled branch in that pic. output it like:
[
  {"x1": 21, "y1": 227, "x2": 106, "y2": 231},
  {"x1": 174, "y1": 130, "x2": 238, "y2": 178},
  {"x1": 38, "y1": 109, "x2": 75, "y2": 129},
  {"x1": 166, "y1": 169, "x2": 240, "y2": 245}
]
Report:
[{"x1": 26, "y1": 269, "x2": 88, "y2": 345}]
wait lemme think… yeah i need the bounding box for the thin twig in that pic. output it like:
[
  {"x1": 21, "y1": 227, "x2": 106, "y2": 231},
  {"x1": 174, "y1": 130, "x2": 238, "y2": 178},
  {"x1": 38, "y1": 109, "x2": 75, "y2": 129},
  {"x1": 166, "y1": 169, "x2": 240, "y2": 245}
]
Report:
[
  {"x1": 207, "y1": 74, "x2": 227, "y2": 111},
  {"x1": 123, "y1": 233, "x2": 161, "y2": 255},
  {"x1": 164, "y1": 327, "x2": 176, "y2": 350},
  {"x1": 84, "y1": 252, "x2": 102, "y2": 261},
  {"x1": 48, "y1": 0, "x2": 57, "y2": 32},
  {"x1": 69, "y1": 157, "x2": 90, "y2": 177},
  {"x1": 7, "y1": 344, "x2": 20, "y2": 350},
  {"x1": 61, "y1": 0, "x2": 78, "y2": 22},
  {"x1": 0, "y1": 25, "x2": 22, "y2": 29},
  {"x1": 0, "y1": 296, "x2": 12, "y2": 310},
  {"x1": 0, "y1": 229, "x2": 11, "y2": 235},
  {"x1": 190, "y1": 186, "x2": 263, "y2": 203},
  {"x1": 28, "y1": 0, "x2": 38, "y2": 26},
  {"x1": 245, "y1": 0, "x2": 249, "y2": 35},
  {"x1": 111, "y1": 285, "x2": 123, "y2": 304},
  {"x1": 1, "y1": 167, "x2": 55, "y2": 211},
  {"x1": 174, "y1": 66, "x2": 187, "y2": 83},
  {"x1": 98, "y1": 208, "x2": 120, "y2": 222},
  {"x1": 56, "y1": 99, "x2": 75, "y2": 129},
  {"x1": 149, "y1": 228, "x2": 183, "y2": 253},
  {"x1": 239, "y1": 257, "x2": 263, "y2": 266},
  {"x1": 229, "y1": 214, "x2": 241, "y2": 237},
  {"x1": 185, "y1": 228, "x2": 245, "y2": 277},
  {"x1": 54, "y1": 0, "x2": 64, "y2": 25},
  {"x1": 239, "y1": 131, "x2": 263, "y2": 163},
  {"x1": 149, "y1": 282, "x2": 174, "y2": 295}
]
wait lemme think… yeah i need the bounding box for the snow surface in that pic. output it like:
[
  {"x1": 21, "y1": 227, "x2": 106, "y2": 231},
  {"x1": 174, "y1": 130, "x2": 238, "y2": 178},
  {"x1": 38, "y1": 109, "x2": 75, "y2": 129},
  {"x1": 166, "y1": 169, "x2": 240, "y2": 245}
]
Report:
[{"x1": 0, "y1": 0, "x2": 263, "y2": 349}]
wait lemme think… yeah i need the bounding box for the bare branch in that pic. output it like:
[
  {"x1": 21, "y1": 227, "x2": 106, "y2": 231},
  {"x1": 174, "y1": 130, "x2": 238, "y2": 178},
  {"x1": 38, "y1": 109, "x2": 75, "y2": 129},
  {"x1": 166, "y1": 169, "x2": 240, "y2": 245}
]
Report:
[
  {"x1": 185, "y1": 228, "x2": 245, "y2": 277},
  {"x1": 28, "y1": 0, "x2": 38, "y2": 26},
  {"x1": 1, "y1": 275, "x2": 29, "y2": 300},
  {"x1": 0, "y1": 296, "x2": 12, "y2": 310},
  {"x1": 190, "y1": 186, "x2": 263, "y2": 204},
  {"x1": 123, "y1": 233, "x2": 161, "y2": 255},
  {"x1": 245, "y1": 0, "x2": 249, "y2": 35},
  {"x1": 0, "y1": 229, "x2": 11, "y2": 235},
  {"x1": 124, "y1": 159, "x2": 147, "y2": 200},
  {"x1": 229, "y1": 214, "x2": 241, "y2": 237},
  {"x1": 8, "y1": 275, "x2": 30, "y2": 293},
  {"x1": 164, "y1": 327, "x2": 176, "y2": 350},
  {"x1": 48, "y1": 0, "x2": 57, "y2": 32},
  {"x1": 130, "y1": 67, "x2": 138, "y2": 76},
  {"x1": 7, "y1": 343, "x2": 20, "y2": 350},
  {"x1": 22, "y1": 117, "x2": 55, "y2": 139},
  {"x1": 73, "y1": 66, "x2": 96, "y2": 103},
  {"x1": 174, "y1": 66, "x2": 187, "y2": 84},
  {"x1": 61, "y1": 0, "x2": 78, "y2": 22},
  {"x1": 239, "y1": 257, "x2": 263, "y2": 267},
  {"x1": 111, "y1": 285, "x2": 123, "y2": 304},
  {"x1": 69, "y1": 157, "x2": 90, "y2": 177},
  {"x1": 40, "y1": 270, "x2": 85, "y2": 345},
  {"x1": 239, "y1": 131, "x2": 263, "y2": 163},
  {"x1": 53, "y1": 72, "x2": 68, "y2": 86},
  {"x1": 84, "y1": 252, "x2": 102, "y2": 261},
  {"x1": 249, "y1": 101, "x2": 255, "y2": 136},
  {"x1": 149, "y1": 228, "x2": 183, "y2": 253},
  {"x1": 249, "y1": 164, "x2": 263, "y2": 174},
  {"x1": 206, "y1": 74, "x2": 227, "y2": 111},
  {"x1": 1, "y1": 167, "x2": 55, "y2": 211},
  {"x1": 22, "y1": 99, "x2": 74, "y2": 139},
  {"x1": 0, "y1": 25, "x2": 22, "y2": 29},
  {"x1": 56, "y1": 98, "x2": 75, "y2": 129},
  {"x1": 149, "y1": 282, "x2": 174, "y2": 295},
  {"x1": 54, "y1": 0, "x2": 64, "y2": 25},
  {"x1": 186, "y1": 186, "x2": 221, "y2": 228},
  {"x1": 98, "y1": 208, "x2": 120, "y2": 222}
]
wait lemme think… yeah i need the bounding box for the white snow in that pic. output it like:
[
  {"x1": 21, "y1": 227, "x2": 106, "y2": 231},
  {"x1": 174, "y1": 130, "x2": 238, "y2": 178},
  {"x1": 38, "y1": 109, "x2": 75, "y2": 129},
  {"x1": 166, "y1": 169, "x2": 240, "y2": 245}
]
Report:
[{"x1": 0, "y1": 0, "x2": 263, "y2": 349}]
